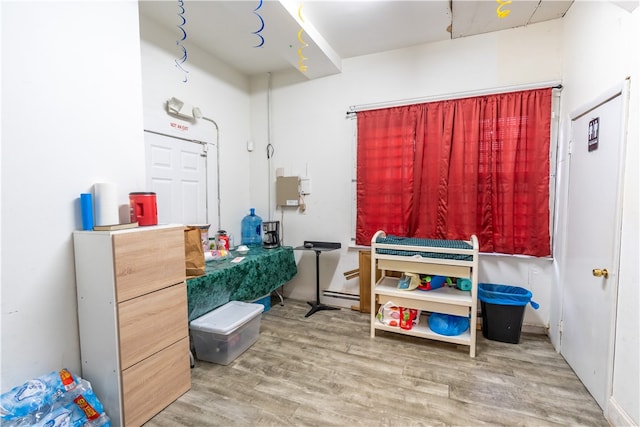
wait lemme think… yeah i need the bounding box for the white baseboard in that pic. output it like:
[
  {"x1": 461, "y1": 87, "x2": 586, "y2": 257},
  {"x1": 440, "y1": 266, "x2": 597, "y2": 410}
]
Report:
[
  {"x1": 322, "y1": 291, "x2": 359, "y2": 309},
  {"x1": 606, "y1": 396, "x2": 638, "y2": 427},
  {"x1": 323, "y1": 290, "x2": 359, "y2": 301},
  {"x1": 521, "y1": 323, "x2": 548, "y2": 335}
]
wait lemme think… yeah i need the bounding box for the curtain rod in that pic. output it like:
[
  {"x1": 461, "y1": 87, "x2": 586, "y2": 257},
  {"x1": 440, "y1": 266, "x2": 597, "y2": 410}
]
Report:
[{"x1": 346, "y1": 80, "x2": 563, "y2": 116}]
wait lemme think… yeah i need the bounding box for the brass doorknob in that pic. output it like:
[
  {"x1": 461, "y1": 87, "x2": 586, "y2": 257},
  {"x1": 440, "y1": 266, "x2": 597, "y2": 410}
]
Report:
[{"x1": 592, "y1": 268, "x2": 609, "y2": 278}]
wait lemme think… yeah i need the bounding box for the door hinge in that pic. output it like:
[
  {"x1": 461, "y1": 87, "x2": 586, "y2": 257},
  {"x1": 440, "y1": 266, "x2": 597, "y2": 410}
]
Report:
[{"x1": 559, "y1": 320, "x2": 563, "y2": 334}]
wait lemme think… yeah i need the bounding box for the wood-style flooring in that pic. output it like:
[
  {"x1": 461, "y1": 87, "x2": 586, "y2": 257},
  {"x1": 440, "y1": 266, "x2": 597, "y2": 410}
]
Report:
[{"x1": 145, "y1": 298, "x2": 607, "y2": 427}]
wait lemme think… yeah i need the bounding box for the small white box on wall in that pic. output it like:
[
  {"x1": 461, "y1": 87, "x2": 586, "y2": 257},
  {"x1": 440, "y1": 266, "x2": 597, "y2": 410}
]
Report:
[{"x1": 300, "y1": 177, "x2": 311, "y2": 195}]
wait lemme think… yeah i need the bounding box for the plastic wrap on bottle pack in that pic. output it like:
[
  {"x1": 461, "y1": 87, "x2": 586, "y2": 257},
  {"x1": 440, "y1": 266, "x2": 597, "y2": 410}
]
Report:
[
  {"x1": 2, "y1": 378, "x2": 110, "y2": 427},
  {"x1": 0, "y1": 369, "x2": 78, "y2": 421},
  {"x1": 32, "y1": 384, "x2": 110, "y2": 427}
]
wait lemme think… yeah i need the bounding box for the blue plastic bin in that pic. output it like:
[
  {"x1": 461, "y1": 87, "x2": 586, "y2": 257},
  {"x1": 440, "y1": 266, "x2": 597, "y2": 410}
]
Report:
[
  {"x1": 250, "y1": 294, "x2": 271, "y2": 313},
  {"x1": 428, "y1": 313, "x2": 469, "y2": 336},
  {"x1": 478, "y1": 283, "x2": 539, "y2": 344}
]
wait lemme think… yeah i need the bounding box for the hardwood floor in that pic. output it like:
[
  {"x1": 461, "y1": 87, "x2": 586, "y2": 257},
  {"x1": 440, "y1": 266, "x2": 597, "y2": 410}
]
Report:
[{"x1": 145, "y1": 298, "x2": 607, "y2": 427}]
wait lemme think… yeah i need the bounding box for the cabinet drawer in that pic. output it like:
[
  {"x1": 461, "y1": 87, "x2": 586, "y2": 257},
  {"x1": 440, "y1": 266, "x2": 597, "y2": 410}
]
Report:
[
  {"x1": 113, "y1": 227, "x2": 185, "y2": 302},
  {"x1": 118, "y1": 282, "x2": 188, "y2": 369},
  {"x1": 122, "y1": 337, "x2": 191, "y2": 427}
]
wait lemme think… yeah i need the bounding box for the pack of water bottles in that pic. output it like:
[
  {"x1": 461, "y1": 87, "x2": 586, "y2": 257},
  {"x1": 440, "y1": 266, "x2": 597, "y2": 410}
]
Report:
[{"x1": 0, "y1": 369, "x2": 110, "y2": 427}]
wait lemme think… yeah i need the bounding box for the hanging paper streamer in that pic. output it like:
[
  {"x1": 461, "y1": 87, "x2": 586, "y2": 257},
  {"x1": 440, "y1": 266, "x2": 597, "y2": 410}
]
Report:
[
  {"x1": 297, "y1": 3, "x2": 308, "y2": 73},
  {"x1": 297, "y1": 30, "x2": 308, "y2": 72},
  {"x1": 175, "y1": 0, "x2": 189, "y2": 82},
  {"x1": 252, "y1": 0, "x2": 265, "y2": 48},
  {"x1": 496, "y1": 0, "x2": 512, "y2": 18}
]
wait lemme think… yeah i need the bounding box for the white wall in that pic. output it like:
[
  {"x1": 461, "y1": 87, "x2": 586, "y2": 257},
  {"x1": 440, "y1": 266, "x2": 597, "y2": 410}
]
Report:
[
  {"x1": 2, "y1": 3, "x2": 635, "y2": 422},
  {"x1": 138, "y1": 15, "x2": 253, "y2": 239},
  {"x1": 556, "y1": 2, "x2": 639, "y2": 424},
  {"x1": 1, "y1": 1, "x2": 145, "y2": 391},
  {"x1": 250, "y1": 20, "x2": 563, "y2": 326}
]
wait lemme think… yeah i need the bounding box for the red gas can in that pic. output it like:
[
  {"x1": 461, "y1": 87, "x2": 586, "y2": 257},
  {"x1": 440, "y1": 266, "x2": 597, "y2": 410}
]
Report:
[{"x1": 129, "y1": 192, "x2": 158, "y2": 226}]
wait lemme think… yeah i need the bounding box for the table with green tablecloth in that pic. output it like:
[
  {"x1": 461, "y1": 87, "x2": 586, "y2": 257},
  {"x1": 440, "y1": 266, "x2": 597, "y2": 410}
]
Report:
[{"x1": 186, "y1": 246, "x2": 297, "y2": 321}]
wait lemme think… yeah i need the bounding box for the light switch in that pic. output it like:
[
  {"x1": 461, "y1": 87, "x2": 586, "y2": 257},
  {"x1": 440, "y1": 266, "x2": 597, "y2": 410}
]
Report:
[{"x1": 300, "y1": 177, "x2": 311, "y2": 195}]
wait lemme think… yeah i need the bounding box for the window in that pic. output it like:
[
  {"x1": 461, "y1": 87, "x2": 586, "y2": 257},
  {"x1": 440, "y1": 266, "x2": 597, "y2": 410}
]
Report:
[{"x1": 354, "y1": 88, "x2": 553, "y2": 257}]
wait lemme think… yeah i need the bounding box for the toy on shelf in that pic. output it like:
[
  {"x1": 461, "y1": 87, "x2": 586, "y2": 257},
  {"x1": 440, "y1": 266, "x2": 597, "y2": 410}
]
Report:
[
  {"x1": 376, "y1": 302, "x2": 420, "y2": 330},
  {"x1": 456, "y1": 278, "x2": 472, "y2": 291},
  {"x1": 416, "y1": 275, "x2": 472, "y2": 292},
  {"x1": 417, "y1": 275, "x2": 451, "y2": 291},
  {"x1": 397, "y1": 272, "x2": 420, "y2": 290}
]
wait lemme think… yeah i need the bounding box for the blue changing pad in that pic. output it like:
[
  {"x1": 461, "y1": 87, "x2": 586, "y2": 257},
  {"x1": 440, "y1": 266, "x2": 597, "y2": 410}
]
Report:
[{"x1": 375, "y1": 235, "x2": 473, "y2": 261}]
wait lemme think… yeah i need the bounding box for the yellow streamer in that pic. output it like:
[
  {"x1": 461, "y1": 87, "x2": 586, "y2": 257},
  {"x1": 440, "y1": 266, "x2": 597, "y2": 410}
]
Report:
[
  {"x1": 496, "y1": 0, "x2": 511, "y2": 18},
  {"x1": 296, "y1": 3, "x2": 308, "y2": 72},
  {"x1": 297, "y1": 29, "x2": 308, "y2": 72}
]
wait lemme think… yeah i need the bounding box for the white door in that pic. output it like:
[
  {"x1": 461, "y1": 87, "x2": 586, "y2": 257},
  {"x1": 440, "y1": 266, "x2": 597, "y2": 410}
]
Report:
[
  {"x1": 144, "y1": 131, "x2": 207, "y2": 225},
  {"x1": 561, "y1": 88, "x2": 626, "y2": 409}
]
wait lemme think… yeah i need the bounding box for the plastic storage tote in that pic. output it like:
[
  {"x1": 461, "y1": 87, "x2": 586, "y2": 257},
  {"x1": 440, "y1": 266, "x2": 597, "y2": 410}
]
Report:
[
  {"x1": 478, "y1": 283, "x2": 539, "y2": 344},
  {"x1": 189, "y1": 301, "x2": 263, "y2": 365}
]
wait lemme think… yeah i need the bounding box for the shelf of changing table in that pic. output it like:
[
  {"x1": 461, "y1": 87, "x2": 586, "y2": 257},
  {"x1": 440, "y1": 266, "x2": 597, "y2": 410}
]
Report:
[
  {"x1": 376, "y1": 255, "x2": 472, "y2": 279},
  {"x1": 373, "y1": 314, "x2": 471, "y2": 346},
  {"x1": 375, "y1": 277, "x2": 472, "y2": 317}
]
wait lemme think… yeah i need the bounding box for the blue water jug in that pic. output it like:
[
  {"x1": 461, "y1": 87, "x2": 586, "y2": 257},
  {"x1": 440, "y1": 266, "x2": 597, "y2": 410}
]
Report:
[{"x1": 241, "y1": 208, "x2": 262, "y2": 245}]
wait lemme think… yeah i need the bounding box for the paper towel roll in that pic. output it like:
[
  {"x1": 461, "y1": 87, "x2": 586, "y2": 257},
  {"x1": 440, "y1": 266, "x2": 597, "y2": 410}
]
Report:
[{"x1": 94, "y1": 182, "x2": 119, "y2": 226}]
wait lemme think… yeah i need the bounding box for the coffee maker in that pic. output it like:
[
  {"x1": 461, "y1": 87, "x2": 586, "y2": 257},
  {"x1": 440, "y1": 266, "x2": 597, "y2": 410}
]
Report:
[{"x1": 262, "y1": 221, "x2": 280, "y2": 249}]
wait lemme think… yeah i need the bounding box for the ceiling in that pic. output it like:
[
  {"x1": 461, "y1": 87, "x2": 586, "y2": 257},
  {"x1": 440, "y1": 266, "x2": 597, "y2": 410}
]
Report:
[{"x1": 138, "y1": 0, "x2": 573, "y2": 80}]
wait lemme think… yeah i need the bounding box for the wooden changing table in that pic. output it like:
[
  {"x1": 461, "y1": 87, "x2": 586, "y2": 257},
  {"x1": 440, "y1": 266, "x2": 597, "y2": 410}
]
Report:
[{"x1": 370, "y1": 230, "x2": 479, "y2": 357}]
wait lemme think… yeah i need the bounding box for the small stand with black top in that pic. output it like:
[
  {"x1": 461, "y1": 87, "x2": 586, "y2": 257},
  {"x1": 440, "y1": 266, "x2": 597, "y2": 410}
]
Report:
[{"x1": 294, "y1": 241, "x2": 342, "y2": 317}]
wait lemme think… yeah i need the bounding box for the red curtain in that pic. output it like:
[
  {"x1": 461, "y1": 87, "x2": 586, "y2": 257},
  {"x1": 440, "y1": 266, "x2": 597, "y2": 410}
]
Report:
[
  {"x1": 356, "y1": 88, "x2": 552, "y2": 257},
  {"x1": 356, "y1": 106, "x2": 418, "y2": 239}
]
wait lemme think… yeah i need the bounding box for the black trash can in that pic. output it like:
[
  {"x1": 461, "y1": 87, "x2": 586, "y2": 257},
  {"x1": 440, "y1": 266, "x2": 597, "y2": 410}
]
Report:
[{"x1": 478, "y1": 283, "x2": 539, "y2": 344}]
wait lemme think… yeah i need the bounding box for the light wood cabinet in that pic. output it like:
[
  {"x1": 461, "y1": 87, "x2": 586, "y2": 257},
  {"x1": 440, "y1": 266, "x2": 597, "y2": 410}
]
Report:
[{"x1": 73, "y1": 225, "x2": 191, "y2": 426}]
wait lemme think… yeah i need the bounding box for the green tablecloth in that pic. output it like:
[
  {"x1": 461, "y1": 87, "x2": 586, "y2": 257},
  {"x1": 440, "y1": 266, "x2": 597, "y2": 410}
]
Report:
[{"x1": 186, "y1": 246, "x2": 297, "y2": 321}]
